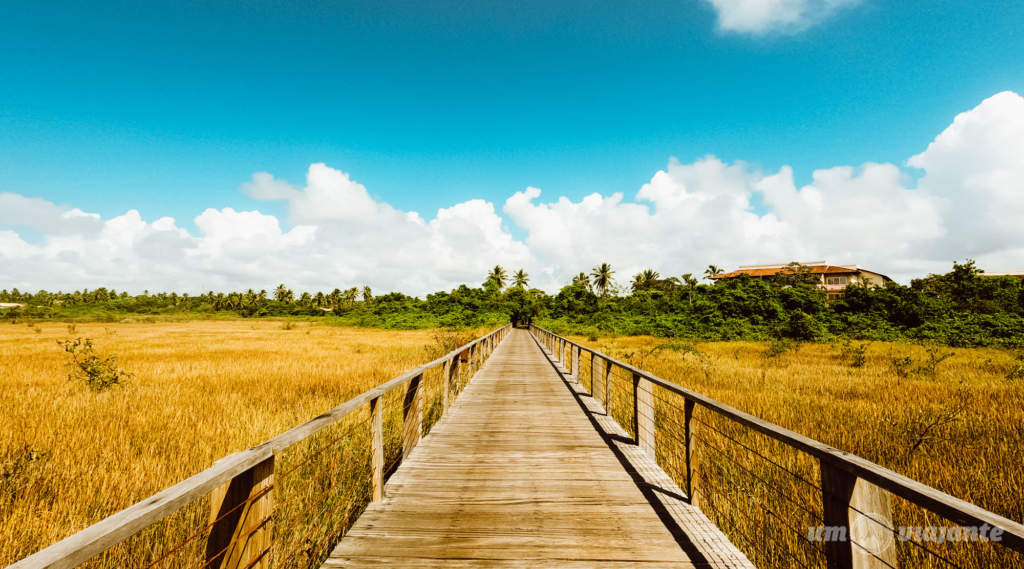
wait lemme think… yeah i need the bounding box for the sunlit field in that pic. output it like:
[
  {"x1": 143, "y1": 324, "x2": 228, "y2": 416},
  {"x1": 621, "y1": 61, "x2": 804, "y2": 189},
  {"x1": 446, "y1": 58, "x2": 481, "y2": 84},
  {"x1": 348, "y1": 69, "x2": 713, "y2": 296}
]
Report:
[
  {"x1": 568, "y1": 334, "x2": 1024, "y2": 568},
  {"x1": 0, "y1": 321, "x2": 474, "y2": 565}
]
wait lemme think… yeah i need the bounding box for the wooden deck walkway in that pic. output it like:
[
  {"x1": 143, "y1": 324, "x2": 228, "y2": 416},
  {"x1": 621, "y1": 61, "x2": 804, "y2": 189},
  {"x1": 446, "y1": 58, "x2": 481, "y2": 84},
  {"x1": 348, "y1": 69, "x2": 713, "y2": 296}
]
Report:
[{"x1": 322, "y1": 329, "x2": 753, "y2": 568}]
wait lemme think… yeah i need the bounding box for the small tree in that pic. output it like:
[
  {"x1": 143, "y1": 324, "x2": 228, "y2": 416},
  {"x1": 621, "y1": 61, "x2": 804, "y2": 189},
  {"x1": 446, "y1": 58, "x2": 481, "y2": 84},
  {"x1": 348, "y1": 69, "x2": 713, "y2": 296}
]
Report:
[
  {"x1": 504, "y1": 286, "x2": 543, "y2": 327},
  {"x1": 631, "y1": 269, "x2": 661, "y2": 293},
  {"x1": 571, "y1": 272, "x2": 592, "y2": 292},
  {"x1": 681, "y1": 273, "x2": 698, "y2": 305},
  {"x1": 58, "y1": 338, "x2": 132, "y2": 392},
  {"x1": 274, "y1": 284, "x2": 294, "y2": 302}
]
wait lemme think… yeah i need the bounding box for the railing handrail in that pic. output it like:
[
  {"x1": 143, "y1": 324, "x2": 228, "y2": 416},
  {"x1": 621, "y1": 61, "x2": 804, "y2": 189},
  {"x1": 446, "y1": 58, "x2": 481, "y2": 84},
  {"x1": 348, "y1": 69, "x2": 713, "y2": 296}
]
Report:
[
  {"x1": 529, "y1": 324, "x2": 1024, "y2": 553},
  {"x1": 8, "y1": 324, "x2": 511, "y2": 569}
]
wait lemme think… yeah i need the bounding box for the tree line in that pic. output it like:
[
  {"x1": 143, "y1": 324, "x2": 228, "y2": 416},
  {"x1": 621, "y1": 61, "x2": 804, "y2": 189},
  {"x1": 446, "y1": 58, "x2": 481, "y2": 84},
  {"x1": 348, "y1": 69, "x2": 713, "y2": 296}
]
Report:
[{"x1": 2, "y1": 260, "x2": 1023, "y2": 347}]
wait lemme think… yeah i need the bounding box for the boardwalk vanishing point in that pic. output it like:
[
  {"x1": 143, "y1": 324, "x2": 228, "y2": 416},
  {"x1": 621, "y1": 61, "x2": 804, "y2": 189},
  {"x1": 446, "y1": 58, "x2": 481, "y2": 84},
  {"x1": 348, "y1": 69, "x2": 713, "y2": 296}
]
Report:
[{"x1": 323, "y1": 328, "x2": 752, "y2": 568}]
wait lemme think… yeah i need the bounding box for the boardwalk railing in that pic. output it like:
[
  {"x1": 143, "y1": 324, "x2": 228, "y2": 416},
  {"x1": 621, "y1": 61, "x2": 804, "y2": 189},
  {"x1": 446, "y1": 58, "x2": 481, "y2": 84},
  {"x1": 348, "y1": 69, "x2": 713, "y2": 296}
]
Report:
[
  {"x1": 530, "y1": 325, "x2": 1024, "y2": 569},
  {"x1": 8, "y1": 325, "x2": 511, "y2": 569}
]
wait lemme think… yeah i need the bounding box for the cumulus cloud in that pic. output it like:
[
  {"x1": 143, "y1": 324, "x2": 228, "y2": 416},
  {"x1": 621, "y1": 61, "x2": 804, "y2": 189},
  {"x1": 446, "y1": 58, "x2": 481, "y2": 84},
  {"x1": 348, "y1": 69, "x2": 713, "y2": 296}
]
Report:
[
  {"x1": 0, "y1": 192, "x2": 103, "y2": 235},
  {"x1": 2, "y1": 91, "x2": 1023, "y2": 294},
  {"x1": 503, "y1": 91, "x2": 1024, "y2": 284},
  {"x1": 704, "y1": 0, "x2": 862, "y2": 34},
  {"x1": 0, "y1": 165, "x2": 533, "y2": 295}
]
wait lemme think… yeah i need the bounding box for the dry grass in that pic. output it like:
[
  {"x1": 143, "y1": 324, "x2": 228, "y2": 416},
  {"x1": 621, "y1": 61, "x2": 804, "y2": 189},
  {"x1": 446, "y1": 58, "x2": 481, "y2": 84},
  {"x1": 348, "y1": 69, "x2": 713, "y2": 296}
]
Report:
[
  {"x1": 0, "y1": 321, "x2": 475, "y2": 565},
  {"x1": 569, "y1": 334, "x2": 1024, "y2": 568}
]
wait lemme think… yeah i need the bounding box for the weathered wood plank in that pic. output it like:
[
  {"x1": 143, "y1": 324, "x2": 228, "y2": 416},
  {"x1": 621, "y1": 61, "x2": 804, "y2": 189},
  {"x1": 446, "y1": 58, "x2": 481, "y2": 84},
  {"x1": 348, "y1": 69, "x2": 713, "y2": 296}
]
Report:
[
  {"x1": 323, "y1": 329, "x2": 751, "y2": 568},
  {"x1": 206, "y1": 456, "x2": 274, "y2": 569}
]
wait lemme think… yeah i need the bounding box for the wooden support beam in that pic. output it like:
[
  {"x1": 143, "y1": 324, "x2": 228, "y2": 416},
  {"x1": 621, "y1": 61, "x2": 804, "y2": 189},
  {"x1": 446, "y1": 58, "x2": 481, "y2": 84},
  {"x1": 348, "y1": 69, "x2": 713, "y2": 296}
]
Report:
[
  {"x1": 634, "y1": 373, "x2": 655, "y2": 457},
  {"x1": 370, "y1": 396, "x2": 384, "y2": 502},
  {"x1": 206, "y1": 456, "x2": 274, "y2": 569},
  {"x1": 574, "y1": 346, "x2": 581, "y2": 382},
  {"x1": 684, "y1": 399, "x2": 696, "y2": 505},
  {"x1": 443, "y1": 356, "x2": 457, "y2": 411},
  {"x1": 604, "y1": 358, "x2": 612, "y2": 413},
  {"x1": 402, "y1": 374, "x2": 422, "y2": 459},
  {"x1": 821, "y1": 461, "x2": 899, "y2": 569}
]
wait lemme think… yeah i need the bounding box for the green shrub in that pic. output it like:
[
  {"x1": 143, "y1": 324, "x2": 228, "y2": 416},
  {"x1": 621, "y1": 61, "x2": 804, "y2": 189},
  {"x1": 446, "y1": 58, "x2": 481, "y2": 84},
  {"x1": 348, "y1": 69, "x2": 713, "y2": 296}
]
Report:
[
  {"x1": 1006, "y1": 353, "x2": 1024, "y2": 382},
  {"x1": 57, "y1": 338, "x2": 132, "y2": 392},
  {"x1": 838, "y1": 339, "x2": 869, "y2": 368},
  {"x1": 765, "y1": 338, "x2": 796, "y2": 359},
  {"x1": 890, "y1": 354, "x2": 914, "y2": 378}
]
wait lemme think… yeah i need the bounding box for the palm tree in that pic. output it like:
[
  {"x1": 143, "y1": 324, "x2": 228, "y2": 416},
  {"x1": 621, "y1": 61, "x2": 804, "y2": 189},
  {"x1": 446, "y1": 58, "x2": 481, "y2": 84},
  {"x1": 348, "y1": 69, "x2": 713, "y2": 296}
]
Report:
[
  {"x1": 704, "y1": 265, "x2": 724, "y2": 281},
  {"x1": 513, "y1": 269, "x2": 529, "y2": 288},
  {"x1": 681, "y1": 273, "x2": 698, "y2": 305},
  {"x1": 571, "y1": 272, "x2": 592, "y2": 292},
  {"x1": 632, "y1": 269, "x2": 661, "y2": 292},
  {"x1": 362, "y1": 286, "x2": 373, "y2": 302},
  {"x1": 488, "y1": 265, "x2": 508, "y2": 290},
  {"x1": 274, "y1": 284, "x2": 294, "y2": 302},
  {"x1": 590, "y1": 263, "x2": 615, "y2": 297}
]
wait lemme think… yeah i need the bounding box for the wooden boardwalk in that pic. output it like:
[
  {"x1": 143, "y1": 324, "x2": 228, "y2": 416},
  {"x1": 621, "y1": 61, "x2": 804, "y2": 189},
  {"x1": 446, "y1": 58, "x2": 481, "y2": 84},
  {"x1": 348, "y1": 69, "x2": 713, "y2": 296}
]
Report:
[{"x1": 323, "y1": 329, "x2": 753, "y2": 568}]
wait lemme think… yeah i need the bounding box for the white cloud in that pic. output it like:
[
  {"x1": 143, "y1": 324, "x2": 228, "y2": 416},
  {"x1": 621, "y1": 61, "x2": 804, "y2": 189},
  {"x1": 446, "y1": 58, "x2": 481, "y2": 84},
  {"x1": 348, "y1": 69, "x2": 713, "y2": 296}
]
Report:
[
  {"x1": 2, "y1": 91, "x2": 1023, "y2": 294},
  {"x1": 704, "y1": 0, "x2": 861, "y2": 34},
  {"x1": 0, "y1": 165, "x2": 534, "y2": 295},
  {"x1": 0, "y1": 192, "x2": 103, "y2": 235}
]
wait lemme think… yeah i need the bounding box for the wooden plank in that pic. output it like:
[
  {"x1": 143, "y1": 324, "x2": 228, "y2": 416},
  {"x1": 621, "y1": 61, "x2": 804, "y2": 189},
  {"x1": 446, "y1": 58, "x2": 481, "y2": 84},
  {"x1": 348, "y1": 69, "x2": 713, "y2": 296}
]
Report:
[
  {"x1": 635, "y1": 373, "x2": 655, "y2": 457},
  {"x1": 557, "y1": 358, "x2": 755, "y2": 569},
  {"x1": 324, "y1": 329, "x2": 750, "y2": 568},
  {"x1": 684, "y1": 398, "x2": 697, "y2": 505},
  {"x1": 206, "y1": 456, "x2": 274, "y2": 569},
  {"x1": 821, "y1": 461, "x2": 899, "y2": 569},
  {"x1": 402, "y1": 374, "x2": 422, "y2": 459},
  {"x1": 370, "y1": 396, "x2": 383, "y2": 502}
]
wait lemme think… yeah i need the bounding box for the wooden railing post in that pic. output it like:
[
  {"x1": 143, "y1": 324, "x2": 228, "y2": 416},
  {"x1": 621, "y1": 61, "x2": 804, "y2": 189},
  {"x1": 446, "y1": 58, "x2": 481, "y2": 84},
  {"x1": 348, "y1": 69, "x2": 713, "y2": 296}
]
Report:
[
  {"x1": 443, "y1": 356, "x2": 458, "y2": 411},
  {"x1": 459, "y1": 346, "x2": 470, "y2": 388},
  {"x1": 370, "y1": 396, "x2": 384, "y2": 502},
  {"x1": 820, "y1": 462, "x2": 898, "y2": 569},
  {"x1": 684, "y1": 399, "x2": 697, "y2": 505},
  {"x1": 206, "y1": 456, "x2": 274, "y2": 569},
  {"x1": 572, "y1": 346, "x2": 580, "y2": 382},
  {"x1": 604, "y1": 359, "x2": 612, "y2": 413},
  {"x1": 402, "y1": 374, "x2": 422, "y2": 459},
  {"x1": 633, "y1": 372, "x2": 655, "y2": 457},
  {"x1": 565, "y1": 341, "x2": 572, "y2": 376}
]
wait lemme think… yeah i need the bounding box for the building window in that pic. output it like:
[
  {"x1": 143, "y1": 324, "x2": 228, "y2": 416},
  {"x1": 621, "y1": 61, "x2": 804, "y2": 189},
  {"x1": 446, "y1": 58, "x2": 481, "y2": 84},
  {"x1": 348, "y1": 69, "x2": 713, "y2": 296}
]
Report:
[
  {"x1": 827, "y1": 292, "x2": 843, "y2": 302},
  {"x1": 826, "y1": 276, "x2": 848, "y2": 285}
]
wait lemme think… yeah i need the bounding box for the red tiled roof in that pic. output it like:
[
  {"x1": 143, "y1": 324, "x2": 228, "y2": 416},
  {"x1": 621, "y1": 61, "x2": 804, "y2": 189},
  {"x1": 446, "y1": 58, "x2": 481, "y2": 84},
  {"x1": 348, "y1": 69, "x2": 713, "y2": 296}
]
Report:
[{"x1": 712, "y1": 265, "x2": 860, "y2": 279}]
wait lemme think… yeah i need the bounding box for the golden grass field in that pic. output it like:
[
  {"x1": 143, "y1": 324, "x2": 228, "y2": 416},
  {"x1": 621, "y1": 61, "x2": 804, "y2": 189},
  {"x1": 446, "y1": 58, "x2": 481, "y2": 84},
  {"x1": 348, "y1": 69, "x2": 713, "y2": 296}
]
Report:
[
  {"x1": 569, "y1": 334, "x2": 1024, "y2": 568},
  {"x1": 0, "y1": 321, "x2": 478, "y2": 566},
  {"x1": 3, "y1": 322, "x2": 1023, "y2": 567}
]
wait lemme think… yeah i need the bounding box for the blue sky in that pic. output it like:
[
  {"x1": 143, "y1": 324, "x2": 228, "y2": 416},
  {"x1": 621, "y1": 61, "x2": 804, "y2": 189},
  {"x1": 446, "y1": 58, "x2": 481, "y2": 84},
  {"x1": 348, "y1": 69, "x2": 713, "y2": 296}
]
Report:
[
  {"x1": 3, "y1": 0, "x2": 1021, "y2": 221},
  {"x1": 2, "y1": 1, "x2": 1024, "y2": 293}
]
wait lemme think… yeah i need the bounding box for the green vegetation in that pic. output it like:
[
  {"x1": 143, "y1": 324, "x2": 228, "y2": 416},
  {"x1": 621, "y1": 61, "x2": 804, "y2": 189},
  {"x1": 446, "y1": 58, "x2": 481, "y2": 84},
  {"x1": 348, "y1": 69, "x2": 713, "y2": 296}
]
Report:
[
  {"x1": 3, "y1": 260, "x2": 1023, "y2": 347},
  {"x1": 56, "y1": 337, "x2": 132, "y2": 391},
  {"x1": 542, "y1": 260, "x2": 1024, "y2": 348}
]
